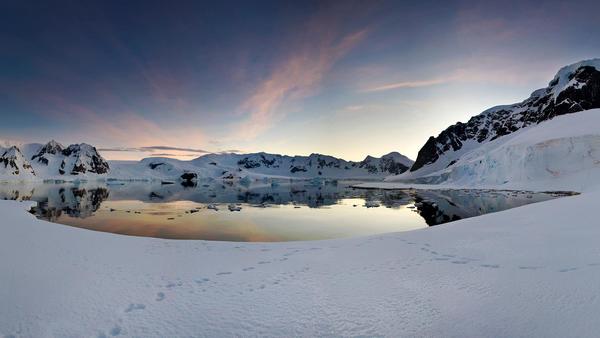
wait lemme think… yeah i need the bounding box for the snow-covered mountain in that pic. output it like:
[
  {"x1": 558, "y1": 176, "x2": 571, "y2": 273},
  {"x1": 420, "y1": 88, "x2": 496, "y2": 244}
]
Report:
[
  {"x1": 109, "y1": 151, "x2": 414, "y2": 181},
  {"x1": 0, "y1": 146, "x2": 36, "y2": 179},
  {"x1": 0, "y1": 141, "x2": 110, "y2": 181},
  {"x1": 384, "y1": 112, "x2": 600, "y2": 192},
  {"x1": 407, "y1": 59, "x2": 600, "y2": 177},
  {"x1": 0, "y1": 139, "x2": 412, "y2": 182}
]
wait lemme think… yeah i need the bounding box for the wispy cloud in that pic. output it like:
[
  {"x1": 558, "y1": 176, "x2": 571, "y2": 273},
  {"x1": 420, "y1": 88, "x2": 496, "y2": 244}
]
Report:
[
  {"x1": 99, "y1": 146, "x2": 209, "y2": 153},
  {"x1": 234, "y1": 8, "x2": 370, "y2": 140},
  {"x1": 97, "y1": 147, "x2": 140, "y2": 152},
  {"x1": 140, "y1": 146, "x2": 209, "y2": 153},
  {"x1": 362, "y1": 77, "x2": 452, "y2": 92},
  {"x1": 149, "y1": 153, "x2": 199, "y2": 157},
  {"x1": 98, "y1": 146, "x2": 242, "y2": 157}
]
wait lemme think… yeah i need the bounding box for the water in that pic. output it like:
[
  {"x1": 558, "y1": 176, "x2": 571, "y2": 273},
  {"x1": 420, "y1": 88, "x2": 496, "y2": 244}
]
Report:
[{"x1": 0, "y1": 180, "x2": 568, "y2": 242}]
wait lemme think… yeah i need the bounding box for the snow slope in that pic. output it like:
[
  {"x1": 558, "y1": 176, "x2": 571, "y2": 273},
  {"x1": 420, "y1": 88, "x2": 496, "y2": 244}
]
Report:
[
  {"x1": 382, "y1": 109, "x2": 600, "y2": 192},
  {"x1": 2, "y1": 188, "x2": 600, "y2": 336}
]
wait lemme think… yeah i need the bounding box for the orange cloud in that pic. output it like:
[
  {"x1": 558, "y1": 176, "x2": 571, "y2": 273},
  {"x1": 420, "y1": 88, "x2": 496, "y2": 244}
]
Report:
[{"x1": 233, "y1": 13, "x2": 369, "y2": 140}]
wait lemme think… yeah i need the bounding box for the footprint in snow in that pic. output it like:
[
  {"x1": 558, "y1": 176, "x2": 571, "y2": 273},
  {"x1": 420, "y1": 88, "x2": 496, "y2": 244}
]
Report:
[
  {"x1": 156, "y1": 292, "x2": 165, "y2": 301},
  {"x1": 242, "y1": 267, "x2": 255, "y2": 271},
  {"x1": 124, "y1": 303, "x2": 146, "y2": 313},
  {"x1": 451, "y1": 260, "x2": 469, "y2": 264},
  {"x1": 559, "y1": 267, "x2": 578, "y2": 273},
  {"x1": 258, "y1": 261, "x2": 271, "y2": 264},
  {"x1": 216, "y1": 272, "x2": 232, "y2": 276},
  {"x1": 480, "y1": 264, "x2": 500, "y2": 269},
  {"x1": 109, "y1": 325, "x2": 122, "y2": 336}
]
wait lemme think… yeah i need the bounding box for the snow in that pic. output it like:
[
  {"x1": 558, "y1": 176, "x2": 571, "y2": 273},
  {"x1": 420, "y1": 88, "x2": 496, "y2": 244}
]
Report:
[
  {"x1": 0, "y1": 107, "x2": 599, "y2": 335},
  {"x1": 2, "y1": 185, "x2": 600, "y2": 336},
  {"x1": 382, "y1": 109, "x2": 600, "y2": 192},
  {"x1": 0, "y1": 146, "x2": 35, "y2": 179},
  {"x1": 548, "y1": 58, "x2": 600, "y2": 96},
  {"x1": 1, "y1": 112, "x2": 599, "y2": 335}
]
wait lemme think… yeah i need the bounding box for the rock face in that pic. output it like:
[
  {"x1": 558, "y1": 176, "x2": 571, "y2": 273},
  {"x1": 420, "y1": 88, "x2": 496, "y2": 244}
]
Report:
[
  {"x1": 31, "y1": 140, "x2": 64, "y2": 165},
  {"x1": 359, "y1": 152, "x2": 413, "y2": 175},
  {"x1": 60, "y1": 144, "x2": 110, "y2": 175},
  {"x1": 410, "y1": 59, "x2": 600, "y2": 173},
  {"x1": 0, "y1": 146, "x2": 36, "y2": 177}
]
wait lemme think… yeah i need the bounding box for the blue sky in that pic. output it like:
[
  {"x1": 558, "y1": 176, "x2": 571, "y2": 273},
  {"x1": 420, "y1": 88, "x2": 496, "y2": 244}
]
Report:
[{"x1": 2, "y1": 0, "x2": 600, "y2": 160}]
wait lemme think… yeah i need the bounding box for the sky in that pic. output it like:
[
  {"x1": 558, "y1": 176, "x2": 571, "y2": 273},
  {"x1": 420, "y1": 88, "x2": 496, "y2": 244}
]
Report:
[{"x1": 2, "y1": 0, "x2": 600, "y2": 161}]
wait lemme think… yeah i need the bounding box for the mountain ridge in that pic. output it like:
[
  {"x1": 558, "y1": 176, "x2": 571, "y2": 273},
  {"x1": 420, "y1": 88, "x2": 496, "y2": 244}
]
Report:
[
  {"x1": 0, "y1": 141, "x2": 413, "y2": 181},
  {"x1": 408, "y1": 58, "x2": 600, "y2": 176}
]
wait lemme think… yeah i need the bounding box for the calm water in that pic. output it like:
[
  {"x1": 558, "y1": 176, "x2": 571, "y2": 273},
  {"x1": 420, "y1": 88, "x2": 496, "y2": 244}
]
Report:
[{"x1": 0, "y1": 180, "x2": 567, "y2": 242}]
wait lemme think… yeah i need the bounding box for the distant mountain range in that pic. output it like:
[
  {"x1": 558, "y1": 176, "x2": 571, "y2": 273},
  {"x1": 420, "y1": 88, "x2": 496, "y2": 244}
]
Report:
[
  {"x1": 0, "y1": 140, "x2": 414, "y2": 181},
  {"x1": 108, "y1": 151, "x2": 414, "y2": 182}
]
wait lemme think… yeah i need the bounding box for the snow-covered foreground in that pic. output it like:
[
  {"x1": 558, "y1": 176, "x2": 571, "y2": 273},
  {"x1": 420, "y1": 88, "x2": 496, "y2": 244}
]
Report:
[{"x1": 2, "y1": 188, "x2": 600, "y2": 337}]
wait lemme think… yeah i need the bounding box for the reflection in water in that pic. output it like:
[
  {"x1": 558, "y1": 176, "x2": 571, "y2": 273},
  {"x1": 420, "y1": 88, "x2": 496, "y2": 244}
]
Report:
[{"x1": 0, "y1": 180, "x2": 569, "y2": 242}]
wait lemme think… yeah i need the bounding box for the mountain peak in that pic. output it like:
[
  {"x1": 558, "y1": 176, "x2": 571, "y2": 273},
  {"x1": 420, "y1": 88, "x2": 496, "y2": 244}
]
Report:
[
  {"x1": 409, "y1": 59, "x2": 600, "y2": 174},
  {"x1": 0, "y1": 145, "x2": 35, "y2": 177}
]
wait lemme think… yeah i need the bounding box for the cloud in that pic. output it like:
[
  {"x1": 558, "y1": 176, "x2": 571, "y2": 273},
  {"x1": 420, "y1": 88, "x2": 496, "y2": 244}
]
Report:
[
  {"x1": 233, "y1": 8, "x2": 370, "y2": 140},
  {"x1": 99, "y1": 146, "x2": 209, "y2": 153},
  {"x1": 362, "y1": 77, "x2": 452, "y2": 92},
  {"x1": 98, "y1": 146, "x2": 242, "y2": 157},
  {"x1": 139, "y1": 146, "x2": 209, "y2": 153},
  {"x1": 344, "y1": 105, "x2": 365, "y2": 111},
  {"x1": 149, "y1": 153, "x2": 199, "y2": 157},
  {"x1": 97, "y1": 147, "x2": 140, "y2": 152}
]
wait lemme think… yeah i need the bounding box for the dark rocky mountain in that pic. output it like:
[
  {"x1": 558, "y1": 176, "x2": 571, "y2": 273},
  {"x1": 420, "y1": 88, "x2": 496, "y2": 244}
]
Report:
[
  {"x1": 31, "y1": 140, "x2": 64, "y2": 165},
  {"x1": 359, "y1": 152, "x2": 413, "y2": 175},
  {"x1": 61, "y1": 143, "x2": 110, "y2": 175},
  {"x1": 410, "y1": 59, "x2": 600, "y2": 173}
]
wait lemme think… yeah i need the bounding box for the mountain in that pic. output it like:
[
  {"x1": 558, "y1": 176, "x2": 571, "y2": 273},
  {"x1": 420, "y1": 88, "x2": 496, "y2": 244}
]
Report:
[
  {"x1": 109, "y1": 151, "x2": 414, "y2": 181},
  {"x1": 0, "y1": 139, "x2": 412, "y2": 182},
  {"x1": 0, "y1": 146, "x2": 36, "y2": 179},
  {"x1": 359, "y1": 152, "x2": 413, "y2": 175},
  {"x1": 0, "y1": 141, "x2": 110, "y2": 180},
  {"x1": 386, "y1": 108, "x2": 600, "y2": 192},
  {"x1": 407, "y1": 59, "x2": 600, "y2": 177}
]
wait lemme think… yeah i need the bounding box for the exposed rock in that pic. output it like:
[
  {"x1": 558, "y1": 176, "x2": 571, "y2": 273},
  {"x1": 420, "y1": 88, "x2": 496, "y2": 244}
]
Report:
[
  {"x1": 61, "y1": 143, "x2": 110, "y2": 175},
  {"x1": 31, "y1": 140, "x2": 64, "y2": 165},
  {"x1": 411, "y1": 59, "x2": 600, "y2": 172}
]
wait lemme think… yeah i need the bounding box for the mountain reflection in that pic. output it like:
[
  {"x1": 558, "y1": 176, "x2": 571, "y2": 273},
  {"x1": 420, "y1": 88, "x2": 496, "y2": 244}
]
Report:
[{"x1": 0, "y1": 180, "x2": 564, "y2": 228}]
